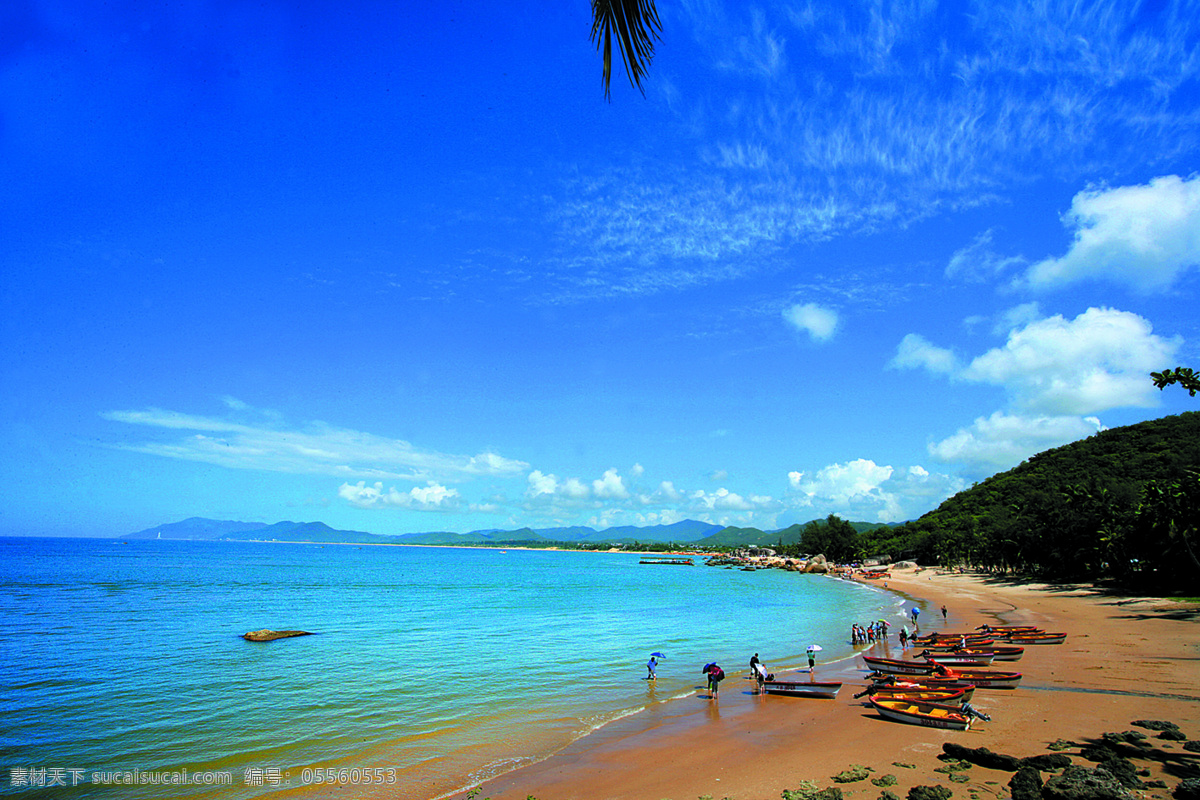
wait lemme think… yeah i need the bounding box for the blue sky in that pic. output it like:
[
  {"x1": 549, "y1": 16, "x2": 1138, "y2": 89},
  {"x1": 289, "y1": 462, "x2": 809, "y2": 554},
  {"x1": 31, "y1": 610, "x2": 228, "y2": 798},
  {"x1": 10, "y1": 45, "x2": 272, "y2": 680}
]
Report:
[{"x1": 3, "y1": 0, "x2": 1199, "y2": 537}]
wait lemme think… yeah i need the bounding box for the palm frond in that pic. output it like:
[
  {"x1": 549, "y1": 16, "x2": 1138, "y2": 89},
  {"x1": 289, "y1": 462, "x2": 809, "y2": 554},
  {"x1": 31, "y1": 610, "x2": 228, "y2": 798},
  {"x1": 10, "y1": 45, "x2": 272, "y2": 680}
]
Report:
[{"x1": 591, "y1": 0, "x2": 662, "y2": 100}]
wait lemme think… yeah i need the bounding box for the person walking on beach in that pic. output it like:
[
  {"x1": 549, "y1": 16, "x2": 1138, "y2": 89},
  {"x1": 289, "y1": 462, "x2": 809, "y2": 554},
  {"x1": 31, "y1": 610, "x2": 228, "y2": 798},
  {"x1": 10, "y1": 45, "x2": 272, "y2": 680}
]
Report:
[
  {"x1": 806, "y1": 647, "x2": 817, "y2": 674},
  {"x1": 646, "y1": 656, "x2": 657, "y2": 680},
  {"x1": 910, "y1": 606, "x2": 920, "y2": 627},
  {"x1": 750, "y1": 656, "x2": 768, "y2": 693},
  {"x1": 941, "y1": 604, "x2": 948, "y2": 621},
  {"x1": 899, "y1": 626, "x2": 909, "y2": 648},
  {"x1": 703, "y1": 663, "x2": 725, "y2": 698}
]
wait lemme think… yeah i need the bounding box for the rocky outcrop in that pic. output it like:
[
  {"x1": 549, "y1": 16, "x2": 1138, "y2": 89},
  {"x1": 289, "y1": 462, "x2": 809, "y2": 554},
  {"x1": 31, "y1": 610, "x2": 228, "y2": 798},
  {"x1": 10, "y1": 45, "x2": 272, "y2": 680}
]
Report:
[
  {"x1": 241, "y1": 629, "x2": 313, "y2": 642},
  {"x1": 1042, "y1": 765, "x2": 1135, "y2": 800},
  {"x1": 942, "y1": 743, "x2": 1020, "y2": 771},
  {"x1": 1009, "y1": 767, "x2": 1043, "y2": 800},
  {"x1": 804, "y1": 554, "x2": 829, "y2": 573}
]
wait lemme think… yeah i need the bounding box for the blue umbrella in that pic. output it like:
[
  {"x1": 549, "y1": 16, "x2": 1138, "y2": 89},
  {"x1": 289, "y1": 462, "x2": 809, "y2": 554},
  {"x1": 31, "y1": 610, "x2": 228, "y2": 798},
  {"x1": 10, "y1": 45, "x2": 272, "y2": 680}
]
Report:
[{"x1": 651, "y1": 651, "x2": 667, "y2": 659}]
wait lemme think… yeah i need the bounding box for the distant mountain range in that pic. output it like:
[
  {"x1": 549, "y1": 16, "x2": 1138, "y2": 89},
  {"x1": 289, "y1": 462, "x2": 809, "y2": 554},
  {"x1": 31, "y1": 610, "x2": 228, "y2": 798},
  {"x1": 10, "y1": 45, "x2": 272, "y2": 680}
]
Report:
[
  {"x1": 128, "y1": 517, "x2": 730, "y2": 545},
  {"x1": 128, "y1": 517, "x2": 894, "y2": 547}
]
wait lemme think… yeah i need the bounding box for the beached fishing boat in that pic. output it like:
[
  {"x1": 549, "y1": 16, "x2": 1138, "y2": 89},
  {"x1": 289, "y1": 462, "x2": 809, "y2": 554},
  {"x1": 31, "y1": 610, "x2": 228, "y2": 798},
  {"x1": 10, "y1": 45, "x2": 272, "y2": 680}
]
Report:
[
  {"x1": 864, "y1": 677, "x2": 977, "y2": 700},
  {"x1": 999, "y1": 632, "x2": 1066, "y2": 644},
  {"x1": 914, "y1": 632, "x2": 994, "y2": 644},
  {"x1": 949, "y1": 669, "x2": 1023, "y2": 689},
  {"x1": 638, "y1": 557, "x2": 694, "y2": 565},
  {"x1": 977, "y1": 625, "x2": 1041, "y2": 634},
  {"x1": 869, "y1": 697, "x2": 973, "y2": 730},
  {"x1": 920, "y1": 645, "x2": 1024, "y2": 662},
  {"x1": 762, "y1": 680, "x2": 843, "y2": 699},
  {"x1": 917, "y1": 650, "x2": 995, "y2": 666},
  {"x1": 862, "y1": 656, "x2": 936, "y2": 675},
  {"x1": 864, "y1": 687, "x2": 968, "y2": 705}
]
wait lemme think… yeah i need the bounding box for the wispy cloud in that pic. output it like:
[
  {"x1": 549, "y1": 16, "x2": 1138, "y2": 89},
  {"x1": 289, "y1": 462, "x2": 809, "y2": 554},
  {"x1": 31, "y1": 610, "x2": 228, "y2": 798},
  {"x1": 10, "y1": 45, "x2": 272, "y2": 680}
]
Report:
[
  {"x1": 534, "y1": 1, "x2": 1200, "y2": 304},
  {"x1": 100, "y1": 403, "x2": 529, "y2": 481}
]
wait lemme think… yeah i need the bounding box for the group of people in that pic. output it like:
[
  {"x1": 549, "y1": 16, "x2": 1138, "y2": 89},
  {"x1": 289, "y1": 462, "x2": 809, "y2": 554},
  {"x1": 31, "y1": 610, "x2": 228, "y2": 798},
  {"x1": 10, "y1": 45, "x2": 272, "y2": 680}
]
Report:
[
  {"x1": 648, "y1": 605, "x2": 954, "y2": 695},
  {"x1": 850, "y1": 619, "x2": 890, "y2": 645}
]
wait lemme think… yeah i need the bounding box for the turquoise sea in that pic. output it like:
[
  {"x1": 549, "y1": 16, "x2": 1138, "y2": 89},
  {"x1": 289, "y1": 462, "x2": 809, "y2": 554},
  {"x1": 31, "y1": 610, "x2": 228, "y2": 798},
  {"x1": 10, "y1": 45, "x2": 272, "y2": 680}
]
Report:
[{"x1": 0, "y1": 537, "x2": 908, "y2": 799}]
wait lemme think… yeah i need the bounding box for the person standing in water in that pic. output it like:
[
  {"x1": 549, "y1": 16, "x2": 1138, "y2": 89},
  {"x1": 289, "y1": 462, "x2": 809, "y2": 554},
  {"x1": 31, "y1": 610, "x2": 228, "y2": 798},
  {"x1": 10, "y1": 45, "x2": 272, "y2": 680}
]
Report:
[{"x1": 646, "y1": 656, "x2": 657, "y2": 680}]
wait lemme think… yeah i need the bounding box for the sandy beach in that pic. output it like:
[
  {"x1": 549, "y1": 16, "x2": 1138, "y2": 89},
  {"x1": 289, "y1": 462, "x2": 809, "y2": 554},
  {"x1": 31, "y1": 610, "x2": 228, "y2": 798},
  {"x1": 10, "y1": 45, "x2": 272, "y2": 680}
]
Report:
[{"x1": 456, "y1": 567, "x2": 1200, "y2": 800}]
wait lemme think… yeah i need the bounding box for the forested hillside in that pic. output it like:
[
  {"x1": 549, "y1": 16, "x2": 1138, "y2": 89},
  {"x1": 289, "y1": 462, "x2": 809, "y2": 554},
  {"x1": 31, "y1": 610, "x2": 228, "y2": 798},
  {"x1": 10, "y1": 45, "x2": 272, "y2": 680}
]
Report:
[{"x1": 861, "y1": 411, "x2": 1200, "y2": 591}]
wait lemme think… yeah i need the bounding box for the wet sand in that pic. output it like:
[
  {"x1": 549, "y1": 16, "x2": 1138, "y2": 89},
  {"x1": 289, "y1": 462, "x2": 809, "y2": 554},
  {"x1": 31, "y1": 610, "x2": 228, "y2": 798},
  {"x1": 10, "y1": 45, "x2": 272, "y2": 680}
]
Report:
[{"x1": 458, "y1": 566, "x2": 1200, "y2": 800}]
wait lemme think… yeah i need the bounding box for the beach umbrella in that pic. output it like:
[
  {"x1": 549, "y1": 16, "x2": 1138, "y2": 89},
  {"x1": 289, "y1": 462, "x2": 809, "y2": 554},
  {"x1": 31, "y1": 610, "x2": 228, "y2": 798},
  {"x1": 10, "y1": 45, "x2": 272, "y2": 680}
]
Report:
[{"x1": 651, "y1": 652, "x2": 667, "y2": 659}]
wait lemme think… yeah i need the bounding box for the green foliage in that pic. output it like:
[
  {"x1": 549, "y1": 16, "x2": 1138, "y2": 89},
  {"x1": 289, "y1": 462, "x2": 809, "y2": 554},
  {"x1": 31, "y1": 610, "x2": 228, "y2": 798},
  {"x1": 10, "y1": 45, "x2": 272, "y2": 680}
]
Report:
[
  {"x1": 861, "y1": 412, "x2": 1200, "y2": 591},
  {"x1": 1151, "y1": 366, "x2": 1200, "y2": 396}
]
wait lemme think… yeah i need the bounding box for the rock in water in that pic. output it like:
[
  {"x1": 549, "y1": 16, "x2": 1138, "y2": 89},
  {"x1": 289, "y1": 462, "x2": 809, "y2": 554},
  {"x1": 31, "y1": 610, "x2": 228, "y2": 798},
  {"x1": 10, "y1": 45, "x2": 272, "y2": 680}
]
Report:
[{"x1": 241, "y1": 629, "x2": 313, "y2": 642}]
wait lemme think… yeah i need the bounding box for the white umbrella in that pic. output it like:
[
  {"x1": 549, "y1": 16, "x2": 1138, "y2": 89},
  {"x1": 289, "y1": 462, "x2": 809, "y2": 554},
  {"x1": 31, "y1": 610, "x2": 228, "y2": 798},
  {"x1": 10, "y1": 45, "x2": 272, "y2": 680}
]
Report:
[{"x1": 806, "y1": 644, "x2": 823, "y2": 652}]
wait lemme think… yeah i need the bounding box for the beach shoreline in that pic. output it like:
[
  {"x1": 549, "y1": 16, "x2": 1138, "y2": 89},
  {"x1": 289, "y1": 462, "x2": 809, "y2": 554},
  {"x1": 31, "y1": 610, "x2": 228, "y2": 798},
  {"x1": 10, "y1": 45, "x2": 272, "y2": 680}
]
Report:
[{"x1": 446, "y1": 565, "x2": 1200, "y2": 800}]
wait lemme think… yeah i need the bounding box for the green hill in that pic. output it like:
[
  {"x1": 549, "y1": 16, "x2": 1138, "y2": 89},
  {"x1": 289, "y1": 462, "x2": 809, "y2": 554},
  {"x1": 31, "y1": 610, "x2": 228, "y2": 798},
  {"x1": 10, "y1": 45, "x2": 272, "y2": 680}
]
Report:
[{"x1": 864, "y1": 411, "x2": 1200, "y2": 590}]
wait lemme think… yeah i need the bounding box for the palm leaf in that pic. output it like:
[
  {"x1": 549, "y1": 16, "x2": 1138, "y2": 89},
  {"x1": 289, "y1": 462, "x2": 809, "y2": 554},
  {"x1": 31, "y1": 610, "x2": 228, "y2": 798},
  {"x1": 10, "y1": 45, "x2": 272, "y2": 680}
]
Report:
[{"x1": 591, "y1": 0, "x2": 662, "y2": 99}]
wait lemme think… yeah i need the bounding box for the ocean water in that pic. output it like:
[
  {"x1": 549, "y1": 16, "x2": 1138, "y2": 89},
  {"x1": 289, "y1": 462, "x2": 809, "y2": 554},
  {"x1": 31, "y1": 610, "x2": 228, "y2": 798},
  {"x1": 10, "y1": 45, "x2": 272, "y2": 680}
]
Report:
[{"x1": 0, "y1": 537, "x2": 907, "y2": 799}]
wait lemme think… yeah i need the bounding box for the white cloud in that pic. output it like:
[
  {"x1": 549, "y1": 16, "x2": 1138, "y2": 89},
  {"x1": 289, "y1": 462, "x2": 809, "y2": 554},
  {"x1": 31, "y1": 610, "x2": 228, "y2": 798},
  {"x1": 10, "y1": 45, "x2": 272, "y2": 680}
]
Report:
[
  {"x1": 783, "y1": 302, "x2": 839, "y2": 342},
  {"x1": 690, "y1": 487, "x2": 774, "y2": 512},
  {"x1": 787, "y1": 459, "x2": 963, "y2": 522},
  {"x1": 789, "y1": 459, "x2": 894, "y2": 503},
  {"x1": 101, "y1": 405, "x2": 529, "y2": 480},
  {"x1": 656, "y1": 481, "x2": 684, "y2": 502},
  {"x1": 562, "y1": 478, "x2": 591, "y2": 499},
  {"x1": 928, "y1": 413, "x2": 1105, "y2": 472},
  {"x1": 592, "y1": 468, "x2": 629, "y2": 499},
  {"x1": 1022, "y1": 175, "x2": 1200, "y2": 293},
  {"x1": 890, "y1": 333, "x2": 958, "y2": 374},
  {"x1": 526, "y1": 470, "x2": 558, "y2": 497},
  {"x1": 338, "y1": 480, "x2": 461, "y2": 511},
  {"x1": 962, "y1": 307, "x2": 1180, "y2": 414},
  {"x1": 994, "y1": 303, "x2": 1042, "y2": 336}
]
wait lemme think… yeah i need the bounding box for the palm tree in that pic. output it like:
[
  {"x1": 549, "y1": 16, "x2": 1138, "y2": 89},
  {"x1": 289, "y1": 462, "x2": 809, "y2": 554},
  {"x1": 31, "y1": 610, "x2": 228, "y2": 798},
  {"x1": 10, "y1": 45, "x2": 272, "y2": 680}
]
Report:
[{"x1": 591, "y1": 0, "x2": 662, "y2": 99}]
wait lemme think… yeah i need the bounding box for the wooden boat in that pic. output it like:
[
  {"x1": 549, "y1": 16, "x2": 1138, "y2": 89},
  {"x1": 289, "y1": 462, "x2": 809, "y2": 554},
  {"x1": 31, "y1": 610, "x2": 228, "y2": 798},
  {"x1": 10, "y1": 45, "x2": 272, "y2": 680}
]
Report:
[
  {"x1": 862, "y1": 656, "x2": 935, "y2": 675},
  {"x1": 977, "y1": 625, "x2": 1041, "y2": 634},
  {"x1": 762, "y1": 680, "x2": 843, "y2": 699},
  {"x1": 869, "y1": 697, "x2": 973, "y2": 730},
  {"x1": 921, "y1": 645, "x2": 1024, "y2": 662},
  {"x1": 865, "y1": 681, "x2": 975, "y2": 702},
  {"x1": 949, "y1": 669, "x2": 1023, "y2": 689},
  {"x1": 865, "y1": 677, "x2": 977, "y2": 699},
  {"x1": 917, "y1": 650, "x2": 995, "y2": 666},
  {"x1": 1000, "y1": 632, "x2": 1066, "y2": 645},
  {"x1": 865, "y1": 687, "x2": 968, "y2": 705},
  {"x1": 638, "y1": 557, "x2": 694, "y2": 565},
  {"x1": 914, "y1": 632, "x2": 994, "y2": 644}
]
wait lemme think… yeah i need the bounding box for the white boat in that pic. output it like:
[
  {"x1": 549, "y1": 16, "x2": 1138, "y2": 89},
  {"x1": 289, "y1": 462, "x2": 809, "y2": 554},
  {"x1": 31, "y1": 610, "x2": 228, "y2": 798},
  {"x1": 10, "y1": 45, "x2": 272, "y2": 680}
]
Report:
[{"x1": 762, "y1": 680, "x2": 843, "y2": 699}]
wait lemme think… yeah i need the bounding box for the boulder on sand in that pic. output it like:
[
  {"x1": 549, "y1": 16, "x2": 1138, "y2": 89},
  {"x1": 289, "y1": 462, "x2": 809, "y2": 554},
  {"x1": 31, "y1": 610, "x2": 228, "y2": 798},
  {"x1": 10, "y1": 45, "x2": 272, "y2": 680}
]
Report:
[
  {"x1": 804, "y1": 554, "x2": 829, "y2": 574},
  {"x1": 241, "y1": 629, "x2": 313, "y2": 642}
]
